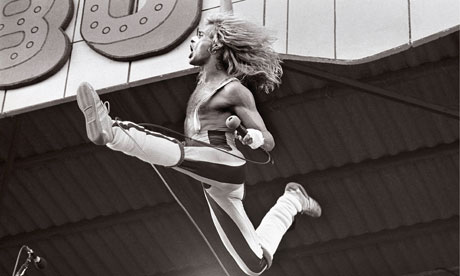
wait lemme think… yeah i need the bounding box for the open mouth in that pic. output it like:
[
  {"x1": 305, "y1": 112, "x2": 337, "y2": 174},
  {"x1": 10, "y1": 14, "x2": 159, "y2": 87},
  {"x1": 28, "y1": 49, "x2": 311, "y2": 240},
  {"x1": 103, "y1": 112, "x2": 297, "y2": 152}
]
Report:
[{"x1": 189, "y1": 45, "x2": 194, "y2": 59}]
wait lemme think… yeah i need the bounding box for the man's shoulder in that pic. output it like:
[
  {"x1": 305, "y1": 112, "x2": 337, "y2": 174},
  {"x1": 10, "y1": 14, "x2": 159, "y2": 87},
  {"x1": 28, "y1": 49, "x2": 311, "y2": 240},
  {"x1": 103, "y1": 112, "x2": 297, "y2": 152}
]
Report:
[{"x1": 220, "y1": 80, "x2": 253, "y2": 103}]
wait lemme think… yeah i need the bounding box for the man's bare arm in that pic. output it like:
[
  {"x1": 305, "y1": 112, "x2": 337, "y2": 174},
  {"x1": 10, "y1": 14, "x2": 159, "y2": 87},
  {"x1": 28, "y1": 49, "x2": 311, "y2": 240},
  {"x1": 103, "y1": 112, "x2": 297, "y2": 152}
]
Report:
[{"x1": 225, "y1": 82, "x2": 275, "y2": 151}]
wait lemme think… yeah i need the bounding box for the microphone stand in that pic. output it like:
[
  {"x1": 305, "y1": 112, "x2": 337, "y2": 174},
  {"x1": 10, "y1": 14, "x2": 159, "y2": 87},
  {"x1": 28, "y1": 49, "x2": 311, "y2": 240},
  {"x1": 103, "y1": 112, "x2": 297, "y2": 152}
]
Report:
[
  {"x1": 11, "y1": 245, "x2": 33, "y2": 276},
  {"x1": 14, "y1": 261, "x2": 30, "y2": 276}
]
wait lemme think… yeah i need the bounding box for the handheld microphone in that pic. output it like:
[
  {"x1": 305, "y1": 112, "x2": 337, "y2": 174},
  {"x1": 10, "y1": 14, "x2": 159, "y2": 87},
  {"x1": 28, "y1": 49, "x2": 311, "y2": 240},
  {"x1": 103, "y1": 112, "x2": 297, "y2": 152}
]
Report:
[
  {"x1": 226, "y1": 115, "x2": 247, "y2": 137},
  {"x1": 26, "y1": 246, "x2": 47, "y2": 270}
]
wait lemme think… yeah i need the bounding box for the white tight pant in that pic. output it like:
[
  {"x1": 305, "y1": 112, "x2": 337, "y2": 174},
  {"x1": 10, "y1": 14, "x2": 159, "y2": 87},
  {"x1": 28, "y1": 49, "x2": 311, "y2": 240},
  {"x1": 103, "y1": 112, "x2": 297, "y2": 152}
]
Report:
[{"x1": 107, "y1": 121, "x2": 302, "y2": 275}]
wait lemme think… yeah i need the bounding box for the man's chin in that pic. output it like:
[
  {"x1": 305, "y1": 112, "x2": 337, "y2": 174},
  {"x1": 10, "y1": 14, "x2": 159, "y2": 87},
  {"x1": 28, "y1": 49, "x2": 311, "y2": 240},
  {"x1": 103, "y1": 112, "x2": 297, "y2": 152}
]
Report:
[
  {"x1": 188, "y1": 58, "x2": 201, "y2": 66},
  {"x1": 188, "y1": 55, "x2": 195, "y2": 65}
]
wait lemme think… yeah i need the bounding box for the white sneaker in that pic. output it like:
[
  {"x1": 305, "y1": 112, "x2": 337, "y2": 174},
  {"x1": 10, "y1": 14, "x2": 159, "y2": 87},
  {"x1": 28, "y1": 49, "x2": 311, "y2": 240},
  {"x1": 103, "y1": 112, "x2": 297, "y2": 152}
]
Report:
[
  {"x1": 285, "y1": 182, "x2": 322, "y2": 217},
  {"x1": 77, "y1": 82, "x2": 113, "y2": 145}
]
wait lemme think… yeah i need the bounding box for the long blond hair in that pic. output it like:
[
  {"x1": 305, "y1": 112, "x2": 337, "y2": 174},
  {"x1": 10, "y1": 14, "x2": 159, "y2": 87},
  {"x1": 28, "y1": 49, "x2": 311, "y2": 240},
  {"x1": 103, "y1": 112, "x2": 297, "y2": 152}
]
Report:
[{"x1": 205, "y1": 13, "x2": 282, "y2": 94}]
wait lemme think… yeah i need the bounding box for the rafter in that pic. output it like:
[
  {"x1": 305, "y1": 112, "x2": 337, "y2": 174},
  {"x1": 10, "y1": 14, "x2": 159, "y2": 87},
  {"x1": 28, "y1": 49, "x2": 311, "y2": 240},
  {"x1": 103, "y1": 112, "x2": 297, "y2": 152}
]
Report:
[
  {"x1": 0, "y1": 141, "x2": 456, "y2": 249},
  {"x1": 276, "y1": 216, "x2": 458, "y2": 259},
  {"x1": 246, "y1": 141, "x2": 459, "y2": 192},
  {"x1": 0, "y1": 121, "x2": 183, "y2": 171},
  {"x1": 283, "y1": 61, "x2": 459, "y2": 119},
  {"x1": 0, "y1": 202, "x2": 181, "y2": 249}
]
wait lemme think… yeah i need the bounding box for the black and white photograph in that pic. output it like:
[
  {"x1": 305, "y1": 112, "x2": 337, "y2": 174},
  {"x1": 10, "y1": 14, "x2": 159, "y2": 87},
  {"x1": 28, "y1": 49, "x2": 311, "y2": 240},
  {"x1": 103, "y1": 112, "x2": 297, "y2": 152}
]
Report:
[{"x1": 0, "y1": 0, "x2": 458, "y2": 275}]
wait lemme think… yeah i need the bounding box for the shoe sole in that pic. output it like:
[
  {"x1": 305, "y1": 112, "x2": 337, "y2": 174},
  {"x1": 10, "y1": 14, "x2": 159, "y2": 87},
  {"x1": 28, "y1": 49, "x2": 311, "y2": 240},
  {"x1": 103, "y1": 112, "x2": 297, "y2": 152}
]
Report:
[
  {"x1": 77, "y1": 82, "x2": 105, "y2": 145},
  {"x1": 286, "y1": 182, "x2": 322, "y2": 217}
]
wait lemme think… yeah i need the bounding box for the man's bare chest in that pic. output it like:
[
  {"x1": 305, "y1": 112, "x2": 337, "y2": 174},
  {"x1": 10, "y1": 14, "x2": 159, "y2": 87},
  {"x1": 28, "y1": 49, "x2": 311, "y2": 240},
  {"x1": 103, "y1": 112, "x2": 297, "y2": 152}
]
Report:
[{"x1": 187, "y1": 85, "x2": 228, "y2": 115}]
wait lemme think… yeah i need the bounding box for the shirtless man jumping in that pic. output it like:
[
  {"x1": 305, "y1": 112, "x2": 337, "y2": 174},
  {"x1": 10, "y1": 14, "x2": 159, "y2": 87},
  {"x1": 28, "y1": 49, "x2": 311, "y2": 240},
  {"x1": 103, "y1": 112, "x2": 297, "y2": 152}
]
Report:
[{"x1": 77, "y1": 12, "x2": 321, "y2": 276}]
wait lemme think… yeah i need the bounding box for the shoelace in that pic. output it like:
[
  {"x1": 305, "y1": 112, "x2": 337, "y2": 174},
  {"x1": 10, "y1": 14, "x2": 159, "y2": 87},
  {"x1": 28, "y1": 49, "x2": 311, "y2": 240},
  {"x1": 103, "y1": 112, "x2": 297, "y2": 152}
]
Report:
[
  {"x1": 291, "y1": 188, "x2": 316, "y2": 212},
  {"x1": 103, "y1": 101, "x2": 110, "y2": 114},
  {"x1": 95, "y1": 100, "x2": 111, "y2": 118}
]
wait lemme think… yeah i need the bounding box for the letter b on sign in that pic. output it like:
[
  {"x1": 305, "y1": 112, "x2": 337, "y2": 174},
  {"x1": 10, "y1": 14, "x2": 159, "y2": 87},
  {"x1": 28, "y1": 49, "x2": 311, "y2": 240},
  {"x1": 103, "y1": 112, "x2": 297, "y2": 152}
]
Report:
[
  {"x1": 81, "y1": 0, "x2": 202, "y2": 61},
  {"x1": 0, "y1": 0, "x2": 74, "y2": 89}
]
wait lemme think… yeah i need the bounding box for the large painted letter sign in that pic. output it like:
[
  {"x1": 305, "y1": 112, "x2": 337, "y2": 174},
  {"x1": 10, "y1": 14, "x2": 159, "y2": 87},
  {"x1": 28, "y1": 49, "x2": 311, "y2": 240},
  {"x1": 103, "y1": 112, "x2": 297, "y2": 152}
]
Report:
[
  {"x1": 0, "y1": 0, "x2": 74, "y2": 89},
  {"x1": 80, "y1": 0, "x2": 202, "y2": 61}
]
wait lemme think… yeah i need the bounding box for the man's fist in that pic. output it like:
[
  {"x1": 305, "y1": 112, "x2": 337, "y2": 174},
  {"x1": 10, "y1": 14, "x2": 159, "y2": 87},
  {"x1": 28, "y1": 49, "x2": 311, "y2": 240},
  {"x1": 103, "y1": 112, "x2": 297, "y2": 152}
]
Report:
[{"x1": 235, "y1": 128, "x2": 265, "y2": 149}]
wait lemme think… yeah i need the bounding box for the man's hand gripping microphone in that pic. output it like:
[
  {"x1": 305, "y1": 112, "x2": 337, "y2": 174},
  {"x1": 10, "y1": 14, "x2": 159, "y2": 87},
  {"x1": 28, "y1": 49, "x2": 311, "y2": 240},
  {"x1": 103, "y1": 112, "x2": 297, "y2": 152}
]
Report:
[{"x1": 226, "y1": 116, "x2": 265, "y2": 149}]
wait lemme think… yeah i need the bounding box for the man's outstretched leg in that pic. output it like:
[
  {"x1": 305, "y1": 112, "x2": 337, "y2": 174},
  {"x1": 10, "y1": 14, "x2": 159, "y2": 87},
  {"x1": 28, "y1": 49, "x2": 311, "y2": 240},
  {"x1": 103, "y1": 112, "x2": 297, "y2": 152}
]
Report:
[
  {"x1": 201, "y1": 181, "x2": 321, "y2": 274},
  {"x1": 77, "y1": 82, "x2": 183, "y2": 167},
  {"x1": 256, "y1": 182, "x2": 321, "y2": 263}
]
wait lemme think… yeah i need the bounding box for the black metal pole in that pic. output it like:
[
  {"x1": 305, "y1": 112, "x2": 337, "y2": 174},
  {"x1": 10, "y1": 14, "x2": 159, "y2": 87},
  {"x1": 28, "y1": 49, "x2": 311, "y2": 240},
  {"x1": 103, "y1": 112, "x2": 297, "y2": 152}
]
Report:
[{"x1": 284, "y1": 62, "x2": 459, "y2": 120}]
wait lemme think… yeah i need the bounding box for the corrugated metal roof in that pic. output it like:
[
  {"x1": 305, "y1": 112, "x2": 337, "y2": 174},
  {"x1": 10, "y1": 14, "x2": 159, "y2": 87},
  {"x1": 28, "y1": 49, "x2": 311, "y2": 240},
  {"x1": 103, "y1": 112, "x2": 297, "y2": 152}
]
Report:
[{"x1": 0, "y1": 32, "x2": 458, "y2": 276}]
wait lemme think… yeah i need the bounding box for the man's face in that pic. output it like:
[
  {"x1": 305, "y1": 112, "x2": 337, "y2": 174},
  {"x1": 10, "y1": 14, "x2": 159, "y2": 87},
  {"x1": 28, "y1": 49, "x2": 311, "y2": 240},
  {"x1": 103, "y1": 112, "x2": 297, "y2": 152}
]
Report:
[{"x1": 189, "y1": 26, "x2": 213, "y2": 66}]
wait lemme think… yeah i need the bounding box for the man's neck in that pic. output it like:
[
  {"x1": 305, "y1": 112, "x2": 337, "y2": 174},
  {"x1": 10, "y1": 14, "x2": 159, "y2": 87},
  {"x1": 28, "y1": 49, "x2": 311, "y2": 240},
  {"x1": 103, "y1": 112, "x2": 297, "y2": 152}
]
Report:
[{"x1": 199, "y1": 62, "x2": 229, "y2": 86}]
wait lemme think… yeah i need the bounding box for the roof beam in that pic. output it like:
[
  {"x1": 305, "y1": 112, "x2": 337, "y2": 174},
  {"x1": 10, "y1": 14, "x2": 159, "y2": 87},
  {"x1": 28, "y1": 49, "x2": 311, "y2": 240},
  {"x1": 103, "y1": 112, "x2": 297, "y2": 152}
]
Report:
[
  {"x1": 1, "y1": 58, "x2": 457, "y2": 171},
  {"x1": 247, "y1": 141, "x2": 458, "y2": 192},
  {"x1": 3, "y1": 109, "x2": 457, "y2": 173},
  {"x1": 276, "y1": 215, "x2": 458, "y2": 259},
  {"x1": 283, "y1": 61, "x2": 459, "y2": 119},
  {"x1": 0, "y1": 202, "x2": 181, "y2": 249},
  {"x1": 15, "y1": 142, "x2": 104, "y2": 169},
  {"x1": 99, "y1": 217, "x2": 460, "y2": 276},
  {"x1": 0, "y1": 124, "x2": 183, "y2": 171},
  {"x1": 1, "y1": 142, "x2": 457, "y2": 249},
  {"x1": 79, "y1": 217, "x2": 460, "y2": 276},
  {"x1": 404, "y1": 267, "x2": 459, "y2": 276}
]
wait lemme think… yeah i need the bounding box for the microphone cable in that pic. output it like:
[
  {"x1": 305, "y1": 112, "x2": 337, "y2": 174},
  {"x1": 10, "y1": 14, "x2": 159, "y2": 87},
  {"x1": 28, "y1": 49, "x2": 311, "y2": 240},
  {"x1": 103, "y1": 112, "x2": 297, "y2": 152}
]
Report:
[{"x1": 114, "y1": 119, "x2": 274, "y2": 165}]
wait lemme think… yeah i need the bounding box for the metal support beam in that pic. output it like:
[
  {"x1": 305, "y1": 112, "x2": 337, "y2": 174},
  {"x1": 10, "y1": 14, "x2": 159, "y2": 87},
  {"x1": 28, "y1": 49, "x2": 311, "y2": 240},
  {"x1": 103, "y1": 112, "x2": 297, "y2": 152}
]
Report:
[
  {"x1": 284, "y1": 61, "x2": 459, "y2": 119},
  {"x1": 2, "y1": 141, "x2": 457, "y2": 249},
  {"x1": 0, "y1": 121, "x2": 184, "y2": 170},
  {"x1": 141, "y1": 217, "x2": 460, "y2": 276},
  {"x1": 404, "y1": 267, "x2": 459, "y2": 276},
  {"x1": 277, "y1": 215, "x2": 458, "y2": 259},
  {"x1": 247, "y1": 141, "x2": 459, "y2": 193},
  {"x1": 0, "y1": 202, "x2": 181, "y2": 249}
]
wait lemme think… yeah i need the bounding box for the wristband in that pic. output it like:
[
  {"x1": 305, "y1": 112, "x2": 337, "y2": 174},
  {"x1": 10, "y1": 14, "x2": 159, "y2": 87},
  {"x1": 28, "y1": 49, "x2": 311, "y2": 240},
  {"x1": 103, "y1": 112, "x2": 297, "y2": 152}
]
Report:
[{"x1": 247, "y1": 129, "x2": 264, "y2": 149}]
